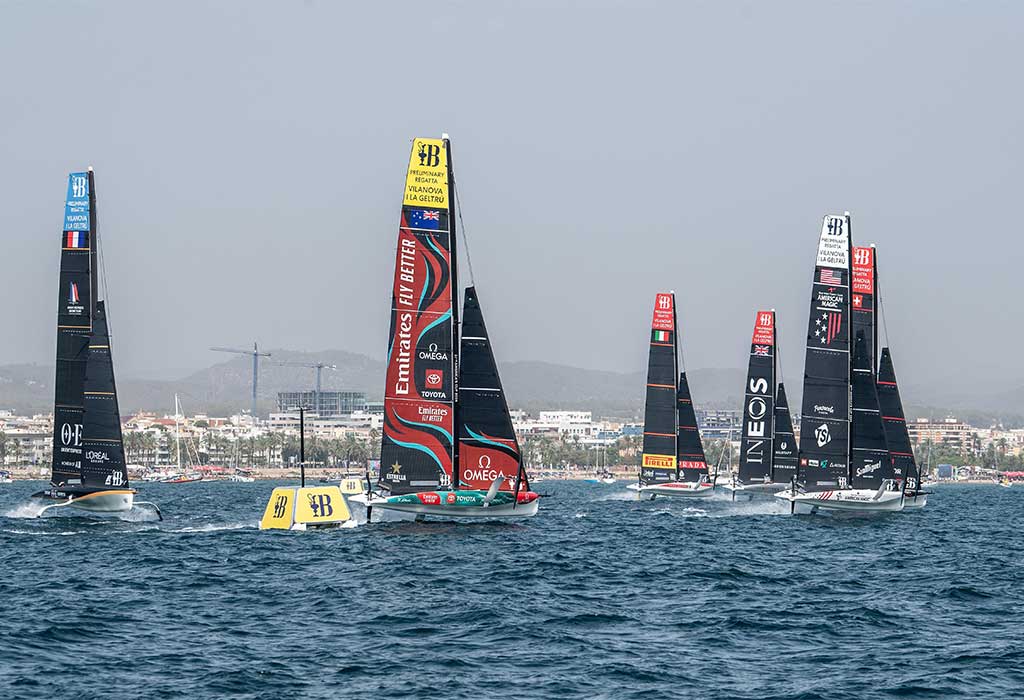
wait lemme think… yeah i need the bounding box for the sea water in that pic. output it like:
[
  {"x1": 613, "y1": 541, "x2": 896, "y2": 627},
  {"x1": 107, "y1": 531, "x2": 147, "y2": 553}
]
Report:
[{"x1": 0, "y1": 481, "x2": 1020, "y2": 699}]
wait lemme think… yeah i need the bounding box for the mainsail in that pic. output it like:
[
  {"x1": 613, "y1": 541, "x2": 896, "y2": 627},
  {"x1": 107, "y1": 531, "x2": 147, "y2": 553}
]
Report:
[
  {"x1": 640, "y1": 292, "x2": 678, "y2": 487},
  {"x1": 850, "y1": 332, "x2": 892, "y2": 489},
  {"x1": 737, "y1": 310, "x2": 775, "y2": 485},
  {"x1": 51, "y1": 171, "x2": 97, "y2": 487},
  {"x1": 457, "y1": 286, "x2": 524, "y2": 491},
  {"x1": 676, "y1": 372, "x2": 708, "y2": 482},
  {"x1": 878, "y1": 347, "x2": 916, "y2": 486},
  {"x1": 772, "y1": 383, "x2": 798, "y2": 484},
  {"x1": 797, "y1": 214, "x2": 852, "y2": 489},
  {"x1": 851, "y1": 245, "x2": 878, "y2": 375},
  {"x1": 80, "y1": 301, "x2": 129, "y2": 489},
  {"x1": 379, "y1": 138, "x2": 458, "y2": 495}
]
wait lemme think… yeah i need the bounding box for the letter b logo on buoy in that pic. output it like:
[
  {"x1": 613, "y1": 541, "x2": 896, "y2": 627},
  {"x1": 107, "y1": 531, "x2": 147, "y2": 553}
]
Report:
[
  {"x1": 273, "y1": 495, "x2": 288, "y2": 518},
  {"x1": 310, "y1": 493, "x2": 333, "y2": 518}
]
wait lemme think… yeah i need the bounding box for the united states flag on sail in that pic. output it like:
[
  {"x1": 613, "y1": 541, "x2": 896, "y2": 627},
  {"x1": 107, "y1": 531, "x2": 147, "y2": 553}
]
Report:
[{"x1": 820, "y1": 268, "x2": 841, "y2": 285}]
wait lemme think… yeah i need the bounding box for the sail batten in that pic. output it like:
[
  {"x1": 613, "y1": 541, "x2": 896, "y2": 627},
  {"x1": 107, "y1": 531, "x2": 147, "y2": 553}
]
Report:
[
  {"x1": 737, "y1": 310, "x2": 775, "y2": 485},
  {"x1": 796, "y1": 214, "x2": 852, "y2": 490},
  {"x1": 640, "y1": 293, "x2": 678, "y2": 486}
]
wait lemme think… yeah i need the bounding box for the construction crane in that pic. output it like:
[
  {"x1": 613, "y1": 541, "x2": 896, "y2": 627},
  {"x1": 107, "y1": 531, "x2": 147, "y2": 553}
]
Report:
[
  {"x1": 274, "y1": 360, "x2": 337, "y2": 414},
  {"x1": 210, "y1": 343, "x2": 272, "y2": 421}
]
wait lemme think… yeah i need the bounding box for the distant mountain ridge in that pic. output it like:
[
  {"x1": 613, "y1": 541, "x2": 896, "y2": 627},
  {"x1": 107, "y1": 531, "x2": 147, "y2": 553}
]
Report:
[{"x1": 0, "y1": 350, "x2": 1021, "y2": 425}]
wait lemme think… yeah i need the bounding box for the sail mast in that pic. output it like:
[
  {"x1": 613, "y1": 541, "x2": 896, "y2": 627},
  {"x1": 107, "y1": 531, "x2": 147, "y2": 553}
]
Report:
[{"x1": 446, "y1": 136, "x2": 461, "y2": 489}]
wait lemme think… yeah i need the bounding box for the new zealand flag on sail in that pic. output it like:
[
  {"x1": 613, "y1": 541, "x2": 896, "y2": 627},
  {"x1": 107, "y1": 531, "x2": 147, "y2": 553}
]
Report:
[{"x1": 406, "y1": 209, "x2": 442, "y2": 231}]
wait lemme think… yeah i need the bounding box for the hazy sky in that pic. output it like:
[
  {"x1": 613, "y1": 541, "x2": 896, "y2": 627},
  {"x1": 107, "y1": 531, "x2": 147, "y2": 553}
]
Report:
[{"x1": 1, "y1": 1, "x2": 1020, "y2": 395}]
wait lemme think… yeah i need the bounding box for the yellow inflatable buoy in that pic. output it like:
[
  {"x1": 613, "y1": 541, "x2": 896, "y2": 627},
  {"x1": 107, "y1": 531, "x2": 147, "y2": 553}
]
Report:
[{"x1": 259, "y1": 485, "x2": 353, "y2": 530}]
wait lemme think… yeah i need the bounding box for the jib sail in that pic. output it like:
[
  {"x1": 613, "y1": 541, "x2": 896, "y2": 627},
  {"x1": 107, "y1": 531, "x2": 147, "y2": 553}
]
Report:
[
  {"x1": 677, "y1": 372, "x2": 708, "y2": 482},
  {"x1": 797, "y1": 214, "x2": 852, "y2": 490},
  {"x1": 772, "y1": 383, "x2": 798, "y2": 484},
  {"x1": 737, "y1": 310, "x2": 776, "y2": 485},
  {"x1": 80, "y1": 301, "x2": 129, "y2": 489},
  {"x1": 379, "y1": 138, "x2": 458, "y2": 495},
  {"x1": 850, "y1": 332, "x2": 892, "y2": 489},
  {"x1": 51, "y1": 171, "x2": 97, "y2": 487},
  {"x1": 878, "y1": 347, "x2": 916, "y2": 487},
  {"x1": 457, "y1": 287, "x2": 525, "y2": 491},
  {"x1": 640, "y1": 292, "x2": 678, "y2": 486}
]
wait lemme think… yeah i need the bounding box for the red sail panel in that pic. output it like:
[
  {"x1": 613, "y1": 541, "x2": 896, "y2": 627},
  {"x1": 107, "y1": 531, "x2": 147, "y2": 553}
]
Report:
[
  {"x1": 851, "y1": 245, "x2": 877, "y2": 375},
  {"x1": 379, "y1": 138, "x2": 455, "y2": 495}
]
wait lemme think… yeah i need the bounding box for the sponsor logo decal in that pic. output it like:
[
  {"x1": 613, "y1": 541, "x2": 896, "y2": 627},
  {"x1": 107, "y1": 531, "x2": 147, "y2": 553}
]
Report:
[
  {"x1": 416, "y1": 492, "x2": 441, "y2": 505},
  {"x1": 446, "y1": 492, "x2": 457, "y2": 504},
  {"x1": 851, "y1": 246, "x2": 875, "y2": 295},
  {"x1": 387, "y1": 462, "x2": 407, "y2": 482},
  {"x1": 273, "y1": 494, "x2": 288, "y2": 518},
  {"x1": 814, "y1": 404, "x2": 834, "y2": 415},
  {"x1": 852, "y1": 294, "x2": 863, "y2": 308},
  {"x1": 425, "y1": 370, "x2": 443, "y2": 389},
  {"x1": 856, "y1": 461, "x2": 881, "y2": 477},
  {"x1": 404, "y1": 138, "x2": 449, "y2": 207},
  {"x1": 651, "y1": 293, "x2": 674, "y2": 331},
  {"x1": 816, "y1": 214, "x2": 849, "y2": 268},
  {"x1": 642, "y1": 453, "x2": 676, "y2": 469},
  {"x1": 60, "y1": 422, "x2": 83, "y2": 447},
  {"x1": 308, "y1": 492, "x2": 334, "y2": 518},
  {"x1": 814, "y1": 311, "x2": 843, "y2": 346},
  {"x1": 814, "y1": 423, "x2": 831, "y2": 447}
]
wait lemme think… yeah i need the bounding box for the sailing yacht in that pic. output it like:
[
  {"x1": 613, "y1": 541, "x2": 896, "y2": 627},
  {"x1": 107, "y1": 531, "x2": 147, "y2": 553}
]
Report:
[
  {"x1": 627, "y1": 292, "x2": 713, "y2": 498},
  {"x1": 32, "y1": 171, "x2": 161, "y2": 519},
  {"x1": 351, "y1": 136, "x2": 539, "y2": 520},
  {"x1": 776, "y1": 214, "x2": 903, "y2": 514},
  {"x1": 720, "y1": 310, "x2": 795, "y2": 498}
]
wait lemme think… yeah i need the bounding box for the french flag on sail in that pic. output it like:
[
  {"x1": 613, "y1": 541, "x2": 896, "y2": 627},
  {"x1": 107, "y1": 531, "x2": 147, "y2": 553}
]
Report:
[
  {"x1": 65, "y1": 231, "x2": 87, "y2": 249},
  {"x1": 69, "y1": 282, "x2": 80, "y2": 304}
]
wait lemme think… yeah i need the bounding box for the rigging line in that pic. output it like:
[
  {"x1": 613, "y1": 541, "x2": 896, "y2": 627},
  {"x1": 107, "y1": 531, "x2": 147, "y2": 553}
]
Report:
[
  {"x1": 878, "y1": 279, "x2": 891, "y2": 348},
  {"x1": 775, "y1": 320, "x2": 786, "y2": 388},
  {"x1": 97, "y1": 226, "x2": 113, "y2": 335},
  {"x1": 453, "y1": 178, "x2": 476, "y2": 286}
]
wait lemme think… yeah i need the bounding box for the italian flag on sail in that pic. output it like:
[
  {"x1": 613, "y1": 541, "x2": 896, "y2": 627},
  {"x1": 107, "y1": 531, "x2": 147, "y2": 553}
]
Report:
[{"x1": 652, "y1": 330, "x2": 670, "y2": 342}]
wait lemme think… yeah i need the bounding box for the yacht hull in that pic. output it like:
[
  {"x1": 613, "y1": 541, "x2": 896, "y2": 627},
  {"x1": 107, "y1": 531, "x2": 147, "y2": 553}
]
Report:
[
  {"x1": 626, "y1": 481, "x2": 714, "y2": 498},
  {"x1": 775, "y1": 488, "x2": 905, "y2": 514},
  {"x1": 353, "y1": 490, "x2": 540, "y2": 519}
]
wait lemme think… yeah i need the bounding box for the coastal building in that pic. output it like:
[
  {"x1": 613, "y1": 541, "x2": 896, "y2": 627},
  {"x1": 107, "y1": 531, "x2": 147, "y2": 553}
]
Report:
[
  {"x1": 907, "y1": 417, "x2": 979, "y2": 455},
  {"x1": 697, "y1": 409, "x2": 742, "y2": 441},
  {"x1": 276, "y1": 390, "x2": 367, "y2": 417}
]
